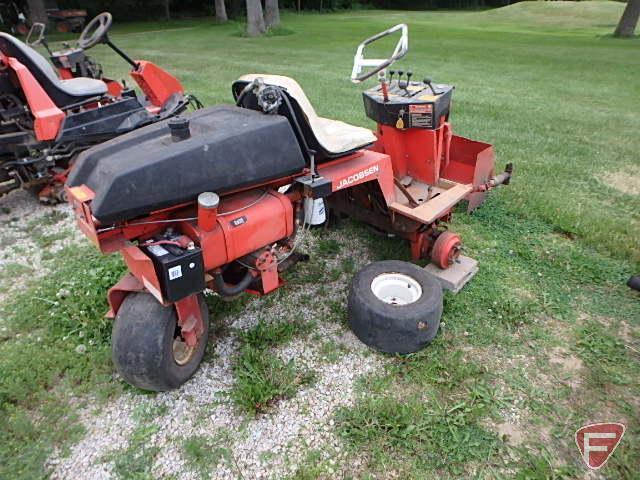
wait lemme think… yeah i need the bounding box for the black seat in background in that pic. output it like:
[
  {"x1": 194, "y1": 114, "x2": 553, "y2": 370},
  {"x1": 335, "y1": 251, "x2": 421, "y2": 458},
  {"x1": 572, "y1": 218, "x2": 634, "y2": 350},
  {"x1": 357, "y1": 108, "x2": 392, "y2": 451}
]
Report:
[{"x1": 0, "y1": 33, "x2": 106, "y2": 108}]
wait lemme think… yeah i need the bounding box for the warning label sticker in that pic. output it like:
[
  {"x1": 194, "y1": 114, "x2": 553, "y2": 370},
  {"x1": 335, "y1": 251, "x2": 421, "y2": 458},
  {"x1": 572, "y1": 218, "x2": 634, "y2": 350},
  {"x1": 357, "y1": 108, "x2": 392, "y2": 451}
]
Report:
[
  {"x1": 409, "y1": 113, "x2": 433, "y2": 128},
  {"x1": 409, "y1": 104, "x2": 432, "y2": 114}
]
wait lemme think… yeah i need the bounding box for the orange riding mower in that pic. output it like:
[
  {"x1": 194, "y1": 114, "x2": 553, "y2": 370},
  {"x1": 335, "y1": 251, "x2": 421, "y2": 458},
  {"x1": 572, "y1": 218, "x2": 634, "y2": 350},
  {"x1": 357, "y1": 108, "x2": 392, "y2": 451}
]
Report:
[
  {"x1": 66, "y1": 24, "x2": 511, "y2": 391},
  {"x1": 0, "y1": 12, "x2": 201, "y2": 202}
]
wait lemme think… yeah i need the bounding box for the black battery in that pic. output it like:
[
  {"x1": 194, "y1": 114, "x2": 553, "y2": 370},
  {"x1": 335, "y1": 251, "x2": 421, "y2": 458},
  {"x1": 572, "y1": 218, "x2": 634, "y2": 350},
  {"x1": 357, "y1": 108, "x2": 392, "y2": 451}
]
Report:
[{"x1": 142, "y1": 241, "x2": 205, "y2": 303}]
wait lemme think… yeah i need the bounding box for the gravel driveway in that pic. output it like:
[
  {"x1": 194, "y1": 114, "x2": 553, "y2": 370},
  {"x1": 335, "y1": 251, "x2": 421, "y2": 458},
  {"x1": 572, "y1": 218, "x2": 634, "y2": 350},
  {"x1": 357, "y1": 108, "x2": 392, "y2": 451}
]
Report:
[{"x1": 1, "y1": 190, "x2": 383, "y2": 479}]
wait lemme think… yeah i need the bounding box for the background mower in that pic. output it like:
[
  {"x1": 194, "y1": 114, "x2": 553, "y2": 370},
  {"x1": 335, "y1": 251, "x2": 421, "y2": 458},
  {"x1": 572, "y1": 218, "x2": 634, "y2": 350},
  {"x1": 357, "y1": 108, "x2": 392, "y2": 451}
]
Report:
[
  {"x1": 0, "y1": 12, "x2": 200, "y2": 202},
  {"x1": 0, "y1": 1, "x2": 28, "y2": 35},
  {"x1": 66, "y1": 24, "x2": 512, "y2": 391}
]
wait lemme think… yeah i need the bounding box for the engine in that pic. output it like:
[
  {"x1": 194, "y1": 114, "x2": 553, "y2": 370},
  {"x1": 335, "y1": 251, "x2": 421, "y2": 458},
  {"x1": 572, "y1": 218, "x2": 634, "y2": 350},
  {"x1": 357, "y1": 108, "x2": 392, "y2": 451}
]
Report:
[{"x1": 182, "y1": 188, "x2": 295, "y2": 272}]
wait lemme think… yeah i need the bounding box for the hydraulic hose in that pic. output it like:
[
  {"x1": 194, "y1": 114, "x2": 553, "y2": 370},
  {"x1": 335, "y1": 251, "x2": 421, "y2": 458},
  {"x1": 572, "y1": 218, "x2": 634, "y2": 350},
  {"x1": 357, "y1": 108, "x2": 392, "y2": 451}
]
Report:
[{"x1": 213, "y1": 269, "x2": 254, "y2": 297}]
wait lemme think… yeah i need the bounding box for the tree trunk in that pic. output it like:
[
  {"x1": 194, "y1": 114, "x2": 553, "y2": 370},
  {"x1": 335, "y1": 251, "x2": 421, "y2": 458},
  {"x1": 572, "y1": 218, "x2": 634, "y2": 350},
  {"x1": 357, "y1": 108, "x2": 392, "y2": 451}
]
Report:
[
  {"x1": 265, "y1": 0, "x2": 280, "y2": 28},
  {"x1": 215, "y1": 0, "x2": 228, "y2": 22},
  {"x1": 26, "y1": 0, "x2": 47, "y2": 24},
  {"x1": 614, "y1": 0, "x2": 640, "y2": 38},
  {"x1": 245, "y1": 0, "x2": 266, "y2": 37},
  {"x1": 164, "y1": 0, "x2": 171, "y2": 21}
]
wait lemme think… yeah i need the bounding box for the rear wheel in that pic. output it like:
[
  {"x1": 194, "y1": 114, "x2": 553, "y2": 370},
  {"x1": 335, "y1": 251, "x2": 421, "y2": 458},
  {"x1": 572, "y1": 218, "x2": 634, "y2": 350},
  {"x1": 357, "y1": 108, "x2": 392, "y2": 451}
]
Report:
[
  {"x1": 348, "y1": 260, "x2": 443, "y2": 354},
  {"x1": 111, "y1": 292, "x2": 209, "y2": 391}
]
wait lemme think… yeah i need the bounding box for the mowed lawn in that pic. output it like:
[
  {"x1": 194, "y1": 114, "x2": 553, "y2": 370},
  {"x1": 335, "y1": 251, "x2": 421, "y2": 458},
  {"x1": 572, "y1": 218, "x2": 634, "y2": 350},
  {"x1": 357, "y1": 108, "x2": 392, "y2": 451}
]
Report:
[{"x1": 1, "y1": 2, "x2": 639, "y2": 478}]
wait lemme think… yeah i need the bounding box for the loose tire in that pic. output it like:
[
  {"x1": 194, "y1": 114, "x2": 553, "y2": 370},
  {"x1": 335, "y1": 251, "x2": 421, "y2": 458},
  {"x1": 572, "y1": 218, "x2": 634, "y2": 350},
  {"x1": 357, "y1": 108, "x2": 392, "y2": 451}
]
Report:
[
  {"x1": 348, "y1": 260, "x2": 443, "y2": 354},
  {"x1": 112, "y1": 292, "x2": 210, "y2": 391}
]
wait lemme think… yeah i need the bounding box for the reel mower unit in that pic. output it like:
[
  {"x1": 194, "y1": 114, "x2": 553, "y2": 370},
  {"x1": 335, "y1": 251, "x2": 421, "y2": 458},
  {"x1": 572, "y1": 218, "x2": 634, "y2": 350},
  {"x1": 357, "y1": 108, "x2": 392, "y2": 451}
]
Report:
[{"x1": 0, "y1": 13, "x2": 200, "y2": 203}]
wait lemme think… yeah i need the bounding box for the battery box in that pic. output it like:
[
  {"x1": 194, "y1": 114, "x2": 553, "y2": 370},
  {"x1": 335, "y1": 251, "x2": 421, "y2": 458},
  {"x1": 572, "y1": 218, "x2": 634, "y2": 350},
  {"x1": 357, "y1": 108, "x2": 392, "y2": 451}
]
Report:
[
  {"x1": 363, "y1": 80, "x2": 454, "y2": 130},
  {"x1": 142, "y1": 239, "x2": 205, "y2": 303}
]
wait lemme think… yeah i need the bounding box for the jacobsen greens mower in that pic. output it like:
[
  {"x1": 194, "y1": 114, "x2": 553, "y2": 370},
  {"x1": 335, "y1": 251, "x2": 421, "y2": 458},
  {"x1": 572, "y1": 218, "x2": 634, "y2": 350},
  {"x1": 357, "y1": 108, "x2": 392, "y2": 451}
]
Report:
[
  {"x1": 66, "y1": 24, "x2": 512, "y2": 391},
  {"x1": 0, "y1": 12, "x2": 199, "y2": 202}
]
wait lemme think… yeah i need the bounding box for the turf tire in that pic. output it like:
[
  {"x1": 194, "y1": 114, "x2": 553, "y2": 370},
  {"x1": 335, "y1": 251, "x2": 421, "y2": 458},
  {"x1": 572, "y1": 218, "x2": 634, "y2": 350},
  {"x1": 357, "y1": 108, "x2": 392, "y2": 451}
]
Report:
[
  {"x1": 348, "y1": 260, "x2": 443, "y2": 354},
  {"x1": 112, "y1": 292, "x2": 209, "y2": 391}
]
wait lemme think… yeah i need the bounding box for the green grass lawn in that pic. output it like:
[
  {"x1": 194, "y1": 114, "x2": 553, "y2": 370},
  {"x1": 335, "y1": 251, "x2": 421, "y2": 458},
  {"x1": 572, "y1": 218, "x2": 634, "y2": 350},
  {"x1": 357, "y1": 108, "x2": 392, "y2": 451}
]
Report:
[{"x1": 1, "y1": 2, "x2": 639, "y2": 478}]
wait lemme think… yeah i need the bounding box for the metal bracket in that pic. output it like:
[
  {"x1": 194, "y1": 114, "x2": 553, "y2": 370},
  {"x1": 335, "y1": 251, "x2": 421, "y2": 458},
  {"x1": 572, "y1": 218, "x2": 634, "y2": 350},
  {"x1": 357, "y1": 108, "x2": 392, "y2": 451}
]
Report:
[{"x1": 175, "y1": 294, "x2": 203, "y2": 347}]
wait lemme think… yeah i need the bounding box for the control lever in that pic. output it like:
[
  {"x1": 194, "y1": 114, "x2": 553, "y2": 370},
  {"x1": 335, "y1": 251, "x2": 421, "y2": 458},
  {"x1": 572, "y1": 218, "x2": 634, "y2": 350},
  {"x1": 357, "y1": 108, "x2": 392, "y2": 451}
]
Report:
[
  {"x1": 378, "y1": 71, "x2": 389, "y2": 103},
  {"x1": 398, "y1": 79, "x2": 409, "y2": 96},
  {"x1": 389, "y1": 70, "x2": 396, "y2": 83},
  {"x1": 407, "y1": 70, "x2": 413, "y2": 84},
  {"x1": 423, "y1": 77, "x2": 438, "y2": 95},
  {"x1": 398, "y1": 70, "x2": 409, "y2": 95}
]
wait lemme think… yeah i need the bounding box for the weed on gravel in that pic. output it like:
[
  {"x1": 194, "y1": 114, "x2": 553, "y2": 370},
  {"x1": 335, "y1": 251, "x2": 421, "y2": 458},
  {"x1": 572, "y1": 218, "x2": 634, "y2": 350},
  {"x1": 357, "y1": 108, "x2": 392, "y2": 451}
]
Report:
[
  {"x1": 107, "y1": 423, "x2": 161, "y2": 479},
  {"x1": 231, "y1": 320, "x2": 315, "y2": 414},
  {"x1": 285, "y1": 449, "x2": 336, "y2": 479},
  {"x1": 182, "y1": 431, "x2": 235, "y2": 479}
]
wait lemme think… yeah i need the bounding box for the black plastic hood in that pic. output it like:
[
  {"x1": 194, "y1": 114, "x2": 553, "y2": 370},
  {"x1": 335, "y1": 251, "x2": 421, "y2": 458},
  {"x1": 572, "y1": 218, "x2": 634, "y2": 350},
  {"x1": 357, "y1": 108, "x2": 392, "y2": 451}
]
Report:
[{"x1": 67, "y1": 105, "x2": 306, "y2": 224}]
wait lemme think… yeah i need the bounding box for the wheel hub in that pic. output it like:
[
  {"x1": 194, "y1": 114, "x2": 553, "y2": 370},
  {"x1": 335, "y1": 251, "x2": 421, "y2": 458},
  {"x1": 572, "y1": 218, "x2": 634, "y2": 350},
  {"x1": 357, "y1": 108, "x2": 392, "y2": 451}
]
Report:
[
  {"x1": 172, "y1": 336, "x2": 196, "y2": 366},
  {"x1": 370, "y1": 272, "x2": 423, "y2": 305}
]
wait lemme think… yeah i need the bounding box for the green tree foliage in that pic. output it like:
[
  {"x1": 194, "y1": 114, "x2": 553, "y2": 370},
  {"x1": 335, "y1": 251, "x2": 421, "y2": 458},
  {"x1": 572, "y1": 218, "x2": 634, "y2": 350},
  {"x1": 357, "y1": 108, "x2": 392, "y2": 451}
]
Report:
[
  {"x1": 57, "y1": 0, "x2": 214, "y2": 21},
  {"x1": 57, "y1": 0, "x2": 523, "y2": 21}
]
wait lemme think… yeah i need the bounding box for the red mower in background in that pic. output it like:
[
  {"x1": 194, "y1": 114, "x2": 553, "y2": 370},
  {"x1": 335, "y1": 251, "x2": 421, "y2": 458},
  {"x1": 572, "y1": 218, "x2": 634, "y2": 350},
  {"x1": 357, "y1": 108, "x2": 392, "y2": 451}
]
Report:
[
  {"x1": 0, "y1": 12, "x2": 200, "y2": 202},
  {"x1": 66, "y1": 24, "x2": 512, "y2": 391}
]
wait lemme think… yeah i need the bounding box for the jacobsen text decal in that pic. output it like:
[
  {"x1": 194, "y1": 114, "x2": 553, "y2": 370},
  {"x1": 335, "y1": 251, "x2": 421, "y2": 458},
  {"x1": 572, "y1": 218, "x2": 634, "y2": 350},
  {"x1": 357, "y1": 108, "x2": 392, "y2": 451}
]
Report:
[{"x1": 336, "y1": 165, "x2": 379, "y2": 190}]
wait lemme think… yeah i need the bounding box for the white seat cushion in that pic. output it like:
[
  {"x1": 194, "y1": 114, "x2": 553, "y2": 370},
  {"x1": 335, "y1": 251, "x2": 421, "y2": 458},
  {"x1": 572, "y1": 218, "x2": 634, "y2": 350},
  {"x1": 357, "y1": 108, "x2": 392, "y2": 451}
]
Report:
[
  {"x1": 238, "y1": 74, "x2": 376, "y2": 155},
  {"x1": 59, "y1": 77, "x2": 108, "y2": 97}
]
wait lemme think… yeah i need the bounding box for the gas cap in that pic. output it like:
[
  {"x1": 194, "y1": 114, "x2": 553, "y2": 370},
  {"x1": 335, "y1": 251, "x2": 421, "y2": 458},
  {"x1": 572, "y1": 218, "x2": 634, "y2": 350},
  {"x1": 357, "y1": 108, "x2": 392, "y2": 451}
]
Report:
[{"x1": 168, "y1": 117, "x2": 191, "y2": 142}]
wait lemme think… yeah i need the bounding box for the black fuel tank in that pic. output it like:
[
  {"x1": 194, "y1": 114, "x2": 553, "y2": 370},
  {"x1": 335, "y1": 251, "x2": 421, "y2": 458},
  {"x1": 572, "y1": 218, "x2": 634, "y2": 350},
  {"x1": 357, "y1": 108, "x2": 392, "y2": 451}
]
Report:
[{"x1": 67, "y1": 105, "x2": 306, "y2": 224}]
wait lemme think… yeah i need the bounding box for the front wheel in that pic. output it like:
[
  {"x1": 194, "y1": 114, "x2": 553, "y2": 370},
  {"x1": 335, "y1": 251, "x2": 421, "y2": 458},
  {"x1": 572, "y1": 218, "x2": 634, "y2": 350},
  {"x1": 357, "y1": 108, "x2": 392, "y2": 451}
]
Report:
[
  {"x1": 112, "y1": 292, "x2": 210, "y2": 391},
  {"x1": 348, "y1": 260, "x2": 443, "y2": 354}
]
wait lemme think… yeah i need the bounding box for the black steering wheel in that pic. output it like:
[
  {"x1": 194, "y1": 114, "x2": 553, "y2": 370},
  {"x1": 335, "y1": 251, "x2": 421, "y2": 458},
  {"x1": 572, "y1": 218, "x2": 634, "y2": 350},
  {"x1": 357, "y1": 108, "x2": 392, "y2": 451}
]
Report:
[{"x1": 78, "y1": 12, "x2": 112, "y2": 49}]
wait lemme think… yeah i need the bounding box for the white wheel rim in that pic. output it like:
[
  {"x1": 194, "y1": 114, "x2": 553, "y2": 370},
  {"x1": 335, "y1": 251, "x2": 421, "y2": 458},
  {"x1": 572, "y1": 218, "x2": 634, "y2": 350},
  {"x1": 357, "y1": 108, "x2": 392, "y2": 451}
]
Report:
[
  {"x1": 173, "y1": 337, "x2": 196, "y2": 366},
  {"x1": 371, "y1": 272, "x2": 422, "y2": 305}
]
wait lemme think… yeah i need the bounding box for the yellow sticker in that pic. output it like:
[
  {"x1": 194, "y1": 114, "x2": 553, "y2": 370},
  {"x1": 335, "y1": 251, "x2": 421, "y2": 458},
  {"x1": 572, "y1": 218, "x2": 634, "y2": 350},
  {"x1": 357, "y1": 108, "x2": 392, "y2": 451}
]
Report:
[
  {"x1": 418, "y1": 94, "x2": 438, "y2": 101},
  {"x1": 396, "y1": 118, "x2": 405, "y2": 129}
]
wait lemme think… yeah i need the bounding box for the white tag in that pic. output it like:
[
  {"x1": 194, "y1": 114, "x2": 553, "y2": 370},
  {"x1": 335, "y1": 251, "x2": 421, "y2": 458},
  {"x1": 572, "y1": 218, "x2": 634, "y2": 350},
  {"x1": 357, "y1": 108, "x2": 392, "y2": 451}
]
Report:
[
  {"x1": 168, "y1": 265, "x2": 182, "y2": 280},
  {"x1": 147, "y1": 245, "x2": 169, "y2": 257}
]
